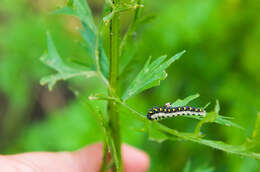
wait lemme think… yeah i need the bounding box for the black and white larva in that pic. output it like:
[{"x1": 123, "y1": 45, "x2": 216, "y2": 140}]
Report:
[{"x1": 147, "y1": 103, "x2": 206, "y2": 121}]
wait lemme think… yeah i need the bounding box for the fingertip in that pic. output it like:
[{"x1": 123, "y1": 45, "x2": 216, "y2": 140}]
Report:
[
  {"x1": 72, "y1": 142, "x2": 103, "y2": 172},
  {"x1": 122, "y1": 144, "x2": 150, "y2": 172},
  {"x1": 4, "y1": 142, "x2": 150, "y2": 172}
]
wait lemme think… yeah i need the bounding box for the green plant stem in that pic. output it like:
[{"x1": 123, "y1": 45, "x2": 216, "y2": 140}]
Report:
[
  {"x1": 108, "y1": 0, "x2": 122, "y2": 171},
  {"x1": 100, "y1": 142, "x2": 108, "y2": 172}
]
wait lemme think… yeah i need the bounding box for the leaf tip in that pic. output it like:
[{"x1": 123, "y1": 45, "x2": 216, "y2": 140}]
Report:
[
  {"x1": 215, "y1": 100, "x2": 220, "y2": 113},
  {"x1": 178, "y1": 50, "x2": 186, "y2": 56}
]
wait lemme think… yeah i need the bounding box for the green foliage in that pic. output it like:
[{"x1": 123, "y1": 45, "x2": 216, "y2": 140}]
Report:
[
  {"x1": 122, "y1": 50, "x2": 185, "y2": 101},
  {"x1": 53, "y1": 0, "x2": 109, "y2": 78},
  {"x1": 40, "y1": 32, "x2": 96, "y2": 90},
  {"x1": 171, "y1": 93, "x2": 200, "y2": 107},
  {"x1": 39, "y1": 0, "x2": 260, "y2": 167},
  {"x1": 53, "y1": 0, "x2": 96, "y2": 31},
  {"x1": 1, "y1": 0, "x2": 260, "y2": 171},
  {"x1": 95, "y1": 94, "x2": 259, "y2": 160}
]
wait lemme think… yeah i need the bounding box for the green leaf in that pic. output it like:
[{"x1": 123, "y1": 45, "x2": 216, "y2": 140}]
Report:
[
  {"x1": 52, "y1": 0, "x2": 96, "y2": 31},
  {"x1": 214, "y1": 115, "x2": 243, "y2": 129},
  {"x1": 154, "y1": 122, "x2": 260, "y2": 160},
  {"x1": 122, "y1": 50, "x2": 186, "y2": 101},
  {"x1": 103, "y1": 11, "x2": 115, "y2": 24},
  {"x1": 40, "y1": 32, "x2": 96, "y2": 90},
  {"x1": 79, "y1": 22, "x2": 109, "y2": 78},
  {"x1": 194, "y1": 111, "x2": 218, "y2": 136},
  {"x1": 193, "y1": 100, "x2": 244, "y2": 134},
  {"x1": 180, "y1": 115, "x2": 243, "y2": 129},
  {"x1": 79, "y1": 22, "x2": 96, "y2": 62},
  {"x1": 171, "y1": 93, "x2": 200, "y2": 107},
  {"x1": 192, "y1": 137, "x2": 260, "y2": 160},
  {"x1": 203, "y1": 102, "x2": 211, "y2": 109},
  {"x1": 73, "y1": 0, "x2": 96, "y2": 31},
  {"x1": 52, "y1": 0, "x2": 110, "y2": 78},
  {"x1": 53, "y1": 0, "x2": 110, "y2": 77}
]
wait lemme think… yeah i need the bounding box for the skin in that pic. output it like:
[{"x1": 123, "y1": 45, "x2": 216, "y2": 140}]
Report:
[{"x1": 0, "y1": 143, "x2": 149, "y2": 172}]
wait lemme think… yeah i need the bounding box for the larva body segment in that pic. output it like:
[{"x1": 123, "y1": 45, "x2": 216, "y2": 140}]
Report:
[{"x1": 147, "y1": 105, "x2": 206, "y2": 121}]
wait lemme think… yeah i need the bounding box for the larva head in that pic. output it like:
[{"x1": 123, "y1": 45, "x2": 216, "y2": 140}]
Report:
[
  {"x1": 147, "y1": 107, "x2": 159, "y2": 120},
  {"x1": 147, "y1": 110, "x2": 153, "y2": 120}
]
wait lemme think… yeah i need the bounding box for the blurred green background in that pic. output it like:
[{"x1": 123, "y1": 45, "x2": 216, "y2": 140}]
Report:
[{"x1": 0, "y1": 0, "x2": 259, "y2": 171}]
